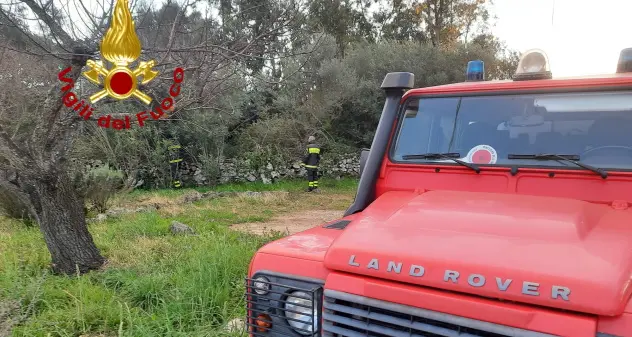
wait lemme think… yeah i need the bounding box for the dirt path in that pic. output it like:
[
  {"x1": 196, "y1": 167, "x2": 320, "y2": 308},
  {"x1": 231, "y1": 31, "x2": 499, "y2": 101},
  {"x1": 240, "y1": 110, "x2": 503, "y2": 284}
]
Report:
[{"x1": 230, "y1": 209, "x2": 344, "y2": 235}]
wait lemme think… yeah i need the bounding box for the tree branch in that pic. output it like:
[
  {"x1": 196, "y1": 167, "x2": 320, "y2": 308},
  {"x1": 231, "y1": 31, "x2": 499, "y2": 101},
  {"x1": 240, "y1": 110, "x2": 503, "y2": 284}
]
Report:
[
  {"x1": 21, "y1": 0, "x2": 75, "y2": 47},
  {"x1": 0, "y1": 169, "x2": 40, "y2": 223},
  {"x1": 0, "y1": 124, "x2": 31, "y2": 171}
]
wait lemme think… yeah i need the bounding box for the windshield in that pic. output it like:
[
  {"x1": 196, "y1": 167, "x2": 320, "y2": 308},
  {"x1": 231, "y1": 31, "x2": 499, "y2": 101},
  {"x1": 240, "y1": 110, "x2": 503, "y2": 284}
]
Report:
[{"x1": 392, "y1": 90, "x2": 632, "y2": 170}]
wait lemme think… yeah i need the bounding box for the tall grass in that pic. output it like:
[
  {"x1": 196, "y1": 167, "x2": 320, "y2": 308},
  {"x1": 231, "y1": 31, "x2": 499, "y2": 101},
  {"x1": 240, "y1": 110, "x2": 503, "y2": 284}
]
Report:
[{"x1": 0, "y1": 178, "x2": 356, "y2": 336}]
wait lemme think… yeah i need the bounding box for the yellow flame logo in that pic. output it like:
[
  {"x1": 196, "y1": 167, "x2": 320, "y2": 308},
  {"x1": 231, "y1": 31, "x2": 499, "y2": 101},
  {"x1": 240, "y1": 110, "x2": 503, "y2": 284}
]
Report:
[
  {"x1": 82, "y1": 0, "x2": 158, "y2": 105},
  {"x1": 101, "y1": 0, "x2": 141, "y2": 66}
]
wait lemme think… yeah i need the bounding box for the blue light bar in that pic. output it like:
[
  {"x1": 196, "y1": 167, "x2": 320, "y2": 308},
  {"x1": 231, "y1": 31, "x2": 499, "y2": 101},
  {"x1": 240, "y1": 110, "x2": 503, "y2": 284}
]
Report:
[
  {"x1": 466, "y1": 60, "x2": 484, "y2": 81},
  {"x1": 617, "y1": 48, "x2": 632, "y2": 73}
]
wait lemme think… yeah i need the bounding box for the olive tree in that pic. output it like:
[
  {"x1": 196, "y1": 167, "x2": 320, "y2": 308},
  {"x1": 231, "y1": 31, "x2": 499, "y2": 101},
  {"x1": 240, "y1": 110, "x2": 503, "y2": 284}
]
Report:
[{"x1": 0, "y1": 0, "x2": 305, "y2": 275}]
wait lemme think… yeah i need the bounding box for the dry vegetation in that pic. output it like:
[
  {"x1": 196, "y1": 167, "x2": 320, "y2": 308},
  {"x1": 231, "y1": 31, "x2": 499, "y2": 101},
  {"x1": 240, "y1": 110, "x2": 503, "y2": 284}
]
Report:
[{"x1": 230, "y1": 209, "x2": 344, "y2": 235}]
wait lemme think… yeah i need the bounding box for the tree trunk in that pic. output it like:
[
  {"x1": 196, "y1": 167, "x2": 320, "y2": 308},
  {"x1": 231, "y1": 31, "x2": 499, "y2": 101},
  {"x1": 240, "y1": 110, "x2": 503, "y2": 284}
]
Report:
[{"x1": 33, "y1": 172, "x2": 104, "y2": 275}]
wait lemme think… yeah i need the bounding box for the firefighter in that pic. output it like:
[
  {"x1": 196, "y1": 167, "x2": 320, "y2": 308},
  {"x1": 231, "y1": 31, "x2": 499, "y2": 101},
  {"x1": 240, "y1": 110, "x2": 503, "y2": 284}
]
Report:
[{"x1": 301, "y1": 136, "x2": 322, "y2": 192}]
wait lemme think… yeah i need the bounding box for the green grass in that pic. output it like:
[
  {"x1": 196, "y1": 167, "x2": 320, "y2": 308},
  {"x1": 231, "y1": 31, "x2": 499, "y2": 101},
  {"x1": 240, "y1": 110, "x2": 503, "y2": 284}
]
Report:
[
  {"x1": 120, "y1": 177, "x2": 358, "y2": 201},
  {"x1": 0, "y1": 178, "x2": 357, "y2": 336}
]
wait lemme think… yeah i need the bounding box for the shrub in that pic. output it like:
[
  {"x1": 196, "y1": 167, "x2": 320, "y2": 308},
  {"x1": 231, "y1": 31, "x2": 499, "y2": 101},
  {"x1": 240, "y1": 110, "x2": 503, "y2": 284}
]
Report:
[{"x1": 82, "y1": 165, "x2": 124, "y2": 213}]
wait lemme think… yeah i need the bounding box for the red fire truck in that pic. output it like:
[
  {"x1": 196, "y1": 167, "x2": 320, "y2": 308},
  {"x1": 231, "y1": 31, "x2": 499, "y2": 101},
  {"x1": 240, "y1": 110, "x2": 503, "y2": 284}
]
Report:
[{"x1": 245, "y1": 48, "x2": 632, "y2": 337}]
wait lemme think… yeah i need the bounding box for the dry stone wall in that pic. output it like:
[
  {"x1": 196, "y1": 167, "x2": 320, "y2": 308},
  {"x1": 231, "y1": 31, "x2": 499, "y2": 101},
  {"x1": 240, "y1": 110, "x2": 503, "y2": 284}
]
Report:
[
  {"x1": 215, "y1": 152, "x2": 360, "y2": 185},
  {"x1": 84, "y1": 152, "x2": 360, "y2": 188}
]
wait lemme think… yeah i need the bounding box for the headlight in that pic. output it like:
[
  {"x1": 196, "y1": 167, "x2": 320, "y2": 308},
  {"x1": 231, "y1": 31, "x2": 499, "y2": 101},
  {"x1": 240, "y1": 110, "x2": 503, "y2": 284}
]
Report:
[
  {"x1": 252, "y1": 276, "x2": 270, "y2": 295},
  {"x1": 284, "y1": 291, "x2": 318, "y2": 335}
]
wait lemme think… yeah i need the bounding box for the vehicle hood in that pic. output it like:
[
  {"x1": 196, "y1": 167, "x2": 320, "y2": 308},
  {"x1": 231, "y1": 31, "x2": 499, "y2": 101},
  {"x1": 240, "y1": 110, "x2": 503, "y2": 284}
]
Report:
[{"x1": 323, "y1": 190, "x2": 632, "y2": 316}]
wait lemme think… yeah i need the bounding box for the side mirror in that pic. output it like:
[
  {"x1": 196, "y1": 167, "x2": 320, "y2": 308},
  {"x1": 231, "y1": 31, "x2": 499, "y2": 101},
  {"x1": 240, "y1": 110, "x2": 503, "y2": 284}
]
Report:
[{"x1": 359, "y1": 148, "x2": 370, "y2": 176}]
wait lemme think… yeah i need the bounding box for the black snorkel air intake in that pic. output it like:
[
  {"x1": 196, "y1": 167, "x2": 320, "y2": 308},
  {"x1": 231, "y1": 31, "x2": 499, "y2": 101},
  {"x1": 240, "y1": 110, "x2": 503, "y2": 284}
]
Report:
[{"x1": 344, "y1": 72, "x2": 414, "y2": 216}]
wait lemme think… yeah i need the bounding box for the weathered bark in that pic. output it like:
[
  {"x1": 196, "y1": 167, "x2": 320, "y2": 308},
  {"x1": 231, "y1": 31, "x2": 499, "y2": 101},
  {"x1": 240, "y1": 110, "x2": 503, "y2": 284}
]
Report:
[
  {"x1": 0, "y1": 55, "x2": 103, "y2": 275},
  {"x1": 32, "y1": 172, "x2": 105, "y2": 274},
  {"x1": 2, "y1": 166, "x2": 105, "y2": 274}
]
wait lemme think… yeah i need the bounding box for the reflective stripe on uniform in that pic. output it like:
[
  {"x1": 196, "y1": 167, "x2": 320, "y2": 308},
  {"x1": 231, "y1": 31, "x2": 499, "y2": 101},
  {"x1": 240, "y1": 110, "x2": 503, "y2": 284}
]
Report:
[
  {"x1": 308, "y1": 147, "x2": 321, "y2": 154},
  {"x1": 170, "y1": 159, "x2": 183, "y2": 163},
  {"x1": 313, "y1": 181, "x2": 318, "y2": 186},
  {"x1": 305, "y1": 164, "x2": 318, "y2": 168}
]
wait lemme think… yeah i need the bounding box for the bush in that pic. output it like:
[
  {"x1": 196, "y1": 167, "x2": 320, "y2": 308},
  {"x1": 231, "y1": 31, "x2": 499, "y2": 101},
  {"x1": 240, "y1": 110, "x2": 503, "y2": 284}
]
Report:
[
  {"x1": 82, "y1": 165, "x2": 124, "y2": 213},
  {"x1": 65, "y1": 38, "x2": 519, "y2": 187}
]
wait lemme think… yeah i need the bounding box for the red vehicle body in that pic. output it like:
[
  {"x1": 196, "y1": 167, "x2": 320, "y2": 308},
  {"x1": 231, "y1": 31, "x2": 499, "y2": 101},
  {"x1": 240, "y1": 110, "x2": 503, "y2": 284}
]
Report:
[{"x1": 245, "y1": 49, "x2": 632, "y2": 337}]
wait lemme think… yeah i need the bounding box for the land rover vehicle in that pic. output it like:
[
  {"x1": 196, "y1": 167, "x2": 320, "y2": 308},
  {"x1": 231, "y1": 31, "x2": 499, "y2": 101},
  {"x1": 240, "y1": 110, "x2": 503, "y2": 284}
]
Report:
[{"x1": 244, "y1": 48, "x2": 632, "y2": 337}]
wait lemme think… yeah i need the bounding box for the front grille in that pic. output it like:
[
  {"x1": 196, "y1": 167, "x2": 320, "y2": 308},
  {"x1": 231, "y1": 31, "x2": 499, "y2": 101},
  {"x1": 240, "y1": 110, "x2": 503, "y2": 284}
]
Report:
[
  {"x1": 245, "y1": 275, "x2": 322, "y2": 336},
  {"x1": 322, "y1": 290, "x2": 557, "y2": 337}
]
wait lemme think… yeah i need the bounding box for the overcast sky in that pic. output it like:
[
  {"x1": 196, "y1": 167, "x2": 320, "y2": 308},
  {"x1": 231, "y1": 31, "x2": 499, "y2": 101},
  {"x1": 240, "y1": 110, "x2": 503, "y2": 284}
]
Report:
[
  {"x1": 490, "y1": 0, "x2": 632, "y2": 78},
  {"x1": 19, "y1": 0, "x2": 631, "y2": 78}
]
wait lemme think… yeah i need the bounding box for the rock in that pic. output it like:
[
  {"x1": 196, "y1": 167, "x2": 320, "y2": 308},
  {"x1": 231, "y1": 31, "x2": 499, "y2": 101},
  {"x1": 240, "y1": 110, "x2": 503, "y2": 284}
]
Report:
[
  {"x1": 244, "y1": 191, "x2": 262, "y2": 197},
  {"x1": 170, "y1": 221, "x2": 196, "y2": 235},
  {"x1": 270, "y1": 170, "x2": 280, "y2": 179},
  {"x1": 246, "y1": 174, "x2": 256, "y2": 182},
  {"x1": 96, "y1": 213, "x2": 107, "y2": 221},
  {"x1": 201, "y1": 191, "x2": 218, "y2": 199},
  {"x1": 193, "y1": 169, "x2": 207, "y2": 185},
  {"x1": 217, "y1": 191, "x2": 237, "y2": 198},
  {"x1": 134, "y1": 204, "x2": 159, "y2": 213},
  {"x1": 106, "y1": 207, "x2": 128, "y2": 216},
  {"x1": 225, "y1": 318, "x2": 245, "y2": 332},
  {"x1": 134, "y1": 179, "x2": 144, "y2": 188},
  {"x1": 261, "y1": 174, "x2": 271, "y2": 185},
  {"x1": 182, "y1": 191, "x2": 203, "y2": 203},
  {"x1": 266, "y1": 162, "x2": 273, "y2": 170}
]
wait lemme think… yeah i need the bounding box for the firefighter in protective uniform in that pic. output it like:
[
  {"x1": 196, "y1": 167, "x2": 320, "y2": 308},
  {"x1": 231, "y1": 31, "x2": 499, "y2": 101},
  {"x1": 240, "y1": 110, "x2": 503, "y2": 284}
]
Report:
[{"x1": 301, "y1": 136, "x2": 322, "y2": 192}]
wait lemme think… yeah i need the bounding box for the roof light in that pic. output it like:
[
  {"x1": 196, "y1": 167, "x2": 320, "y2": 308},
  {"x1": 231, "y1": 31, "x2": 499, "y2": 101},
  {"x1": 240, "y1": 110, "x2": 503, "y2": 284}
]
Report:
[
  {"x1": 513, "y1": 49, "x2": 552, "y2": 81},
  {"x1": 616, "y1": 48, "x2": 632, "y2": 73},
  {"x1": 466, "y1": 60, "x2": 485, "y2": 81}
]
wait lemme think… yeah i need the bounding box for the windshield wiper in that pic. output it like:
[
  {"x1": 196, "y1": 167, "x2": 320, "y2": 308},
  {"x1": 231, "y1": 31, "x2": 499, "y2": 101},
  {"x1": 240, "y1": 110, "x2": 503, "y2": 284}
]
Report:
[
  {"x1": 402, "y1": 152, "x2": 481, "y2": 173},
  {"x1": 507, "y1": 153, "x2": 607, "y2": 179}
]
